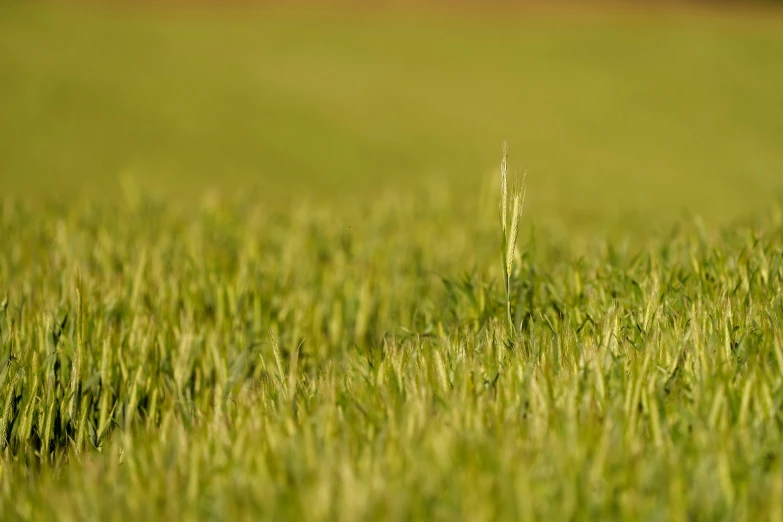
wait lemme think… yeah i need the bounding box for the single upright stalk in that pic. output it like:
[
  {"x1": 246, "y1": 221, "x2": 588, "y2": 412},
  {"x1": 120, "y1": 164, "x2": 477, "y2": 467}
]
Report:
[{"x1": 499, "y1": 142, "x2": 526, "y2": 338}]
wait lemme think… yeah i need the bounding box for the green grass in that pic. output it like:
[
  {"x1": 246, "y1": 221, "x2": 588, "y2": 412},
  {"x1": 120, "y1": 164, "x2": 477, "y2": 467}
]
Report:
[
  {"x1": 3, "y1": 2, "x2": 783, "y2": 520},
  {"x1": 2, "y1": 177, "x2": 783, "y2": 520},
  {"x1": 2, "y1": 2, "x2": 783, "y2": 229}
]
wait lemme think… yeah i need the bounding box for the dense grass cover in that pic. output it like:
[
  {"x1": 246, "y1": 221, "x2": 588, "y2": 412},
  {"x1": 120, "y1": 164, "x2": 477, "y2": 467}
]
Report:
[
  {"x1": 3, "y1": 3, "x2": 783, "y2": 520},
  {"x1": 1, "y1": 183, "x2": 782, "y2": 520}
]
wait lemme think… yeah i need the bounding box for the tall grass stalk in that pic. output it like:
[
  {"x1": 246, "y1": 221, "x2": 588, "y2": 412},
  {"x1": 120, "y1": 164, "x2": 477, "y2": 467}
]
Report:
[{"x1": 499, "y1": 141, "x2": 527, "y2": 338}]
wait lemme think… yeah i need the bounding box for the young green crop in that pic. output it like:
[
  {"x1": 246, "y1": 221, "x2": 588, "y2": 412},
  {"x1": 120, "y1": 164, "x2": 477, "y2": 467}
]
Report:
[
  {"x1": 499, "y1": 142, "x2": 527, "y2": 340},
  {"x1": 1, "y1": 188, "x2": 782, "y2": 521}
]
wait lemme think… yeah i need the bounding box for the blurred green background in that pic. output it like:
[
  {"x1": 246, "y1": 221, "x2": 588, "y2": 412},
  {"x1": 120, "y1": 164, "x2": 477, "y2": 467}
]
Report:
[{"x1": 1, "y1": 2, "x2": 782, "y2": 230}]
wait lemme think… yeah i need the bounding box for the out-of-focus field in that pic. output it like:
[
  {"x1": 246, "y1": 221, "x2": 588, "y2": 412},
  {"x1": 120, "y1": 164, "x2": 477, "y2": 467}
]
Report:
[
  {"x1": 2, "y1": 2, "x2": 783, "y2": 229},
  {"x1": 3, "y1": 3, "x2": 783, "y2": 521}
]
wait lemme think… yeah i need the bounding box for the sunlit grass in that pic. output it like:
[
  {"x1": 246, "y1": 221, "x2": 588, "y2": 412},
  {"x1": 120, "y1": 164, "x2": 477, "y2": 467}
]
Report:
[
  {"x1": 2, "y1": 3, "x2": 783, "y2": 519},
  {"x1": 1, "y1": 178, "x2": 783, "y2": 519}
]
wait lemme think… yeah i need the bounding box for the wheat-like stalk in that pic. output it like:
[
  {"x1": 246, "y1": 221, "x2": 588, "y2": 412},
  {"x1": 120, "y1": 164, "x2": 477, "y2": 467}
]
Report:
[{"x1": 499, "y1": 142, "x2": 527, "y2": 338}]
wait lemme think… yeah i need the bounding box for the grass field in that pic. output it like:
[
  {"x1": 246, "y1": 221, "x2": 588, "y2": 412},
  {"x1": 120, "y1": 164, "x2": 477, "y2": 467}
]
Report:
[
  {"x1": 2, "y1": 2, "x2": 783, "y2": 520},
  {"x1": 3, "y1": 2, "x2": 783, "y2": 228}
]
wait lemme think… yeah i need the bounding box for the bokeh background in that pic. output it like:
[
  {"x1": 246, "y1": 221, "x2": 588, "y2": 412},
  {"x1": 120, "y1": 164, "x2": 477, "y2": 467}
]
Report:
[{"x1": 2, "y1": 1, "x2": 782, "y2": 232}]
